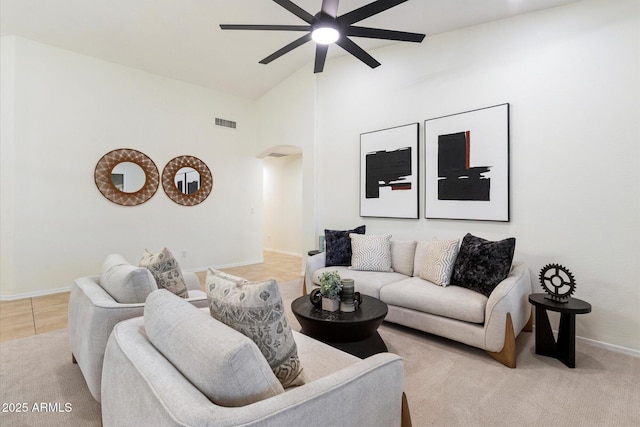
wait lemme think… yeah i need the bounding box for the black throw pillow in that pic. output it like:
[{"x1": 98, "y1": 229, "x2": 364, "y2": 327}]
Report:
[
  {"x1": 450, "y1": 233, "x2": 516, "y2": 297},
  {"x1": 324, "y1": 225, "x2": 366, "y2": 267}
]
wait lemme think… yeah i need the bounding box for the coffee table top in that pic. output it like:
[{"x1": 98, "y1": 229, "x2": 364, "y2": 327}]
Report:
[
  {"x1": 291, "y1": 294, "x2": 388, "y2": 325},
  {"x1": 291, "y1": 294, "x2": 389, "y2": 356}
]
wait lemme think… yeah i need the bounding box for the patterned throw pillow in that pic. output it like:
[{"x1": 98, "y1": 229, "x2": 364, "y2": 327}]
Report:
[
  {"x1": 139, "y1": 248, "x2": 188, "y2": 298},
  {"x1": 419, "y1": 238, "x2": 460, "y2": 286},
  {"x1": 206, "y1": 269, "x2": 304, "y2": 388},
  {"x1": 450, "y1": 233, "x2": 516, "y2": 297},
  {"x1": 349, "y1": 233, "x2": 393, "y2": 272},
  {"x1": 324, "y1": 225, "x2": 366, "y2": 267}
]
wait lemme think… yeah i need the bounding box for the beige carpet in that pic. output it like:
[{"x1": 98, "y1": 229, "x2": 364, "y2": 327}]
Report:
[{"x1": 1, "y1": 279, "x2": 638, "y2": 427}]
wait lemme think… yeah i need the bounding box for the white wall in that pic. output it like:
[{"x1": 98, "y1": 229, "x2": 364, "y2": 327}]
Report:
[
  {"x1": 263, "y1": 154, "x2": 303, "y2": 255},
  {"x1": 255, "y1": 66, "x2": 318, "y2": 259},
  {"x1": 268, "y1": 0, "x2": 640, "y2": 351},
  {"x1": 0, "y1": 36, "x2": 263, "y2": 298}
]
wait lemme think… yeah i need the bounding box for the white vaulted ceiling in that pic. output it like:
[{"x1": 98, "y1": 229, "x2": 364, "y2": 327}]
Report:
[{"x1": 1, "y1": 0, "x2": 580, "y2": 99}]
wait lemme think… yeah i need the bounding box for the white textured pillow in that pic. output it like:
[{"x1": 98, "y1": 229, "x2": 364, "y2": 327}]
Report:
[
  {"x1": 419, "y1": 238, "x2": 460, "y2": 286},
  {"x1": 349, "y1": 233, "x2": 393, "y2": 272}
]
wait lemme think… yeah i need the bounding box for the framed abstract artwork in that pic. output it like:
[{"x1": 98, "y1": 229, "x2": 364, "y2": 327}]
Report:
[
  {"x1": 360, "y1": 123, "x2": 419, "y2": 219},
  {"x1": 424, "y1": 104, "x2": 510, "y2": 221}
]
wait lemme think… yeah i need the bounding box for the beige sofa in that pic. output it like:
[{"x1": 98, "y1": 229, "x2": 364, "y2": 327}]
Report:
[
  {"x1": 68, "y1": 254, "x2": 208, "y2": 402},
  {"x1": 304, "y1": 241, "x2": 533, "y2": 368},
  {"x1": 101, "y1": 290, "x2": 406, "y2": 427}
]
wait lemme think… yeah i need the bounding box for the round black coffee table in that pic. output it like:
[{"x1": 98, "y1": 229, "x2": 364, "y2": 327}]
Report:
[{"x1": 291, "y1": 294, "x2": 388, "y2": 359}]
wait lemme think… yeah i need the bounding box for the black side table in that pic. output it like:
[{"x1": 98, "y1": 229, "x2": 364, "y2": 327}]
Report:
[{"x1": 528, "y1": 293, "x2": 591, "y2": 368}]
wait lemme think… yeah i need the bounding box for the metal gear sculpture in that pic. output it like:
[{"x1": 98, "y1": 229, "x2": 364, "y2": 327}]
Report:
[{"x1": 539, "y1": 263, "x2": 576, "y2": 303}]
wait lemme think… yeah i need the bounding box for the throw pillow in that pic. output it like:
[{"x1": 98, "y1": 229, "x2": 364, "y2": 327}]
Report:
[
  {"x1": 419, "y1": 238, "x2": 460, "y2": 287},
  {"x1": 349, "y1": 233, "x2": 393, "y2": 272},
  {"x1": 139, "y1": 248, "x2": 188, "y2": 298},
  {"x1": 206, "y1": 270, "x2": 304, "y2": 388},
  {"x1": 324, "y1": 225, "x2": 366, "y2": 267},
  {"x1": 450, "y1": 233, "x2": 516, "y2": 297}
]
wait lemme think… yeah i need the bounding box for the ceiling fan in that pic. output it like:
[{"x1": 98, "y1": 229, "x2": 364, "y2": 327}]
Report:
[{"x1": 220, "y1": 0, "x2": 426, "y2": 73}]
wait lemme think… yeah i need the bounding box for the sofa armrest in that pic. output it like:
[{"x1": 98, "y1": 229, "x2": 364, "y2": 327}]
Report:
[
  {"x1": 69, "y1": 276, "x2": 207, "y2": 402},
  {"x1": 483, "y1": 262, "x2": 532, "y2": 352},
  {"x1": 68, "y1": 277, "x2": 147, "y2": 401},
  {"x1": 102, "y1": 316, "x2": 404, "y2": 427},
  {"x1": 304, "y1": 252, "x2": 326, "y2": 289}
]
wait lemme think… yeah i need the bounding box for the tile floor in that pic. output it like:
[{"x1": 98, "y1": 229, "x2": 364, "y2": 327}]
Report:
[{"x1": 0, "y1": 251, "x2": 303, "y2": 343}]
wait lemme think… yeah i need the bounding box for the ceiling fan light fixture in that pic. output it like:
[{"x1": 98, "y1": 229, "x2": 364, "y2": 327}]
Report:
[{"x1": 312, "y1": 26, "x2": 340, "y2": 44}]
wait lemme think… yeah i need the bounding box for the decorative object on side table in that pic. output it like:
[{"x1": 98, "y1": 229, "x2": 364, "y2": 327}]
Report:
[
  {"x1": 313, "y1": 271, "x2": 343, "y2": 312},
  {"x1": 539, "y1": 263, "x2": 576, "y2": 303},
  {"x1": 339, "y1": 279, "x2": 362, "y2": 313}
]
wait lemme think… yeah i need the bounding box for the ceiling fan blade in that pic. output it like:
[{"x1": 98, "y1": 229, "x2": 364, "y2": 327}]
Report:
[
  {"x1": 336, "y1": 37, "x2": 381, "y2": 69},
  {"x1": 347, "y1": 26, "x2": 425, "y2": 42},
  {"x1": 220, "y1": 24, "x2": 311, "y2": 31},
  {"x1": 273, "y1": 0, "x2": 315, "y2": 23},
  {"x1": 321, "y1": 0, "x2": 340, "y2": 18},
  {"x1": 339, "y1": 0, "x2": 408, "y2": 25},
  {"x1": 314, "y1": 44, "x2": 329, "y2": 73},
  {"x1": 259, "y1": 33, "x2": 312, "y2": 64}
]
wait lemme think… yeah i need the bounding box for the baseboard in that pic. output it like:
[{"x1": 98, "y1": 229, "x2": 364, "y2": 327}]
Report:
[
  {"x1": 576, "y1": 335, "x2": 640, "y2": 358},
  {"x1": 182, "y1": 258, "x2": 265, "y2": 273},
  {"x1": 0, "y1": 286, "x2": 72, "y2": 301},
  {"x1": 263, "y1": 248, "x2": 303, "y2": 257},
  {"x1": 531, "y1": 326, "x2": 640, "y2": 358}
]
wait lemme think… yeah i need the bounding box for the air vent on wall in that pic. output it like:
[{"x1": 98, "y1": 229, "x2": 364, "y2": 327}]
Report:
[{"x1": 215, "y1": 117, "x2": 237, "y2": 129}]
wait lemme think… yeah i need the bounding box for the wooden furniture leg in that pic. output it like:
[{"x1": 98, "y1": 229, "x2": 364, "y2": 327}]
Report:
[
  {"x1": 401, "y1": 392, "x2": 412, "y2": 427},
  {"x1": 302, "y1": 277, "x2": 308, "y2": 296},
  {"x1": 486, "y1": 312, "x2": 517, "y2": 368}
]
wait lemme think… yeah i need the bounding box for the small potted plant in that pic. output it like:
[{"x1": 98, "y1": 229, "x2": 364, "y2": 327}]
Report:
[{"x1": 318, "y1": 271, "x2": 342, "y2": 312}]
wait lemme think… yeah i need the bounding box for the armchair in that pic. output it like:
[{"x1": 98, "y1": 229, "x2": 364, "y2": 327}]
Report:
[{"x1": 68, "y1": 254, "x2": 207, "y2": 402}]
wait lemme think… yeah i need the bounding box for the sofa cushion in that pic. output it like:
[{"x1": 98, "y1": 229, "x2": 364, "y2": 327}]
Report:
[
  {"x1": 418, "y1": 238, "x2": 460, "y2": 287},
  {"x1": 349, "y1": 233, "x2": 393, "y2": 272},
  {"x1": 380, "y1": 277, "x2": 488, "y2": 324},
  {"x1": 325, "y1": 225, "x2": 366, "y2": 267},
  {"x1": 292, "y1": 330, "x2": 360, "y2": 383},
  {"x1": 100, "y1": 254, "x2": 157, "y2": 303},
  {"x1": 139, "y1": 248, "x2": 188, "y2": 298},
  {"x1": 390, "y1": 240, "x2": 417, "y2": 276},
  {"x1": 450, "y1": 233, "x2": 516, "y2": 297},
  {"x1": 412, "y1": 241, "x2": 431, "y2": 277},
  {"x1": 312, "y1": 266, "x2": 409, "y2": 299},
  {"x1": 144, "y1": 290, "x2": 284, "y2": 407},
  {"x1": 206, "y1": 271, "x2": 304, "y2": 388}
]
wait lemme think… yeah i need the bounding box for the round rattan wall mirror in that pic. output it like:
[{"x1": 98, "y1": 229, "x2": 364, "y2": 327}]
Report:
[
  {"x1": 162, "y1": 155, "x2": 213, "y2": 206},
  {"x1": 94, "y1": 148, "x2": 159, "y2": 206}
]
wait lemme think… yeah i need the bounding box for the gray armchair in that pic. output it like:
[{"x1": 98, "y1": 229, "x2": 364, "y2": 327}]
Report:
[{"x1": 68, "y1": 254, "x2": 208, "y2": 402}]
